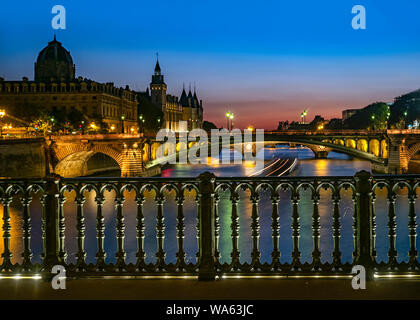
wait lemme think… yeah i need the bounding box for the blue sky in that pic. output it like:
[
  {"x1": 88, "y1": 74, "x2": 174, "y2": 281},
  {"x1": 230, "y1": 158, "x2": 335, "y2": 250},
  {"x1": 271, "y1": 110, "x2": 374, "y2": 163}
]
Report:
[{"x1": 1, "y1": 0, "x2": 420, "y2": 128}]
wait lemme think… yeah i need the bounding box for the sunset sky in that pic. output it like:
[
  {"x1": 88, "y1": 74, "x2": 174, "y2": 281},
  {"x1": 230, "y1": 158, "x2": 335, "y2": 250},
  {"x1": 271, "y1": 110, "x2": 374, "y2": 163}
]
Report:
[{"x1": 1, "y1": 0, "x2": 420, "y2": 129}]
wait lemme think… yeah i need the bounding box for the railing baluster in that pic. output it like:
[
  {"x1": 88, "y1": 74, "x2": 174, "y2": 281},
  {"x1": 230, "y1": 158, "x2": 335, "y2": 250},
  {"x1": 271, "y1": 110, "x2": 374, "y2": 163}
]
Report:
[
  {"x1": 250, "y1": 193, "x2": 261, "y2": 270},
  {"x1": 332, "y1": 190, "x2": 342, "y2": 270},
  {"x1": 115, "y1": 195, "x2": 126, "y2": 270},
  {"x1": 230, "y1": 191, "x2": 240, "y2": 271},
  {"x1": 195, "y1": 195, "x2": 200, "y2": 265},
  {"x1": 197, "y1": 172, "x2": 216, "y2": 280},
  {"x1": 75, "y1": 194, "x2": 86, "y2": 270},
  {"x1": 371, "y1": 193, "x2": 377, "y2": 263},
  {"x1": 21, "y1": 193, "x2": 33, "y2": 271},
  {"x1": 175, "y1": 194, "x2": 186, "y2": 270},
  {"x1": 354, "y1": 171, "x2": 374, "y2": 280},
  {"x1": 408, "y1": 191, "x2": 418, "y2": 270},
  {"x1": 58, "y1": 194, "x2": 66, "y2": 262},
  {"x1": 311, "y1": 190, "x2": 321, "y2": 270},
  {"x1": 155, "y1": 194, "x2": 166, "y2": 271},
  {"x1": 291, "y1": 189, "x2": 301, "y2": 270},
  {"x1": 214, "y1": 193, "x2": 221, "y2": 266},
  {"x1": 1, "y1": 194, "x2": 13, "y2": 271},
  {"x1": 352, "y1": 194, "x2": 357, "y2": 260},
  {"x1": 270, "y1": 194, "x2": 280, "y2": 270},
  {"x1": 95, "y1": 195, "x2": 106, "y2": 271},
  {"x1": 135, "y1": 194, "x2": 146, "y2": 271},
  {"x1": 387, "y1": 190, "x2": 398, "y2": 269}
]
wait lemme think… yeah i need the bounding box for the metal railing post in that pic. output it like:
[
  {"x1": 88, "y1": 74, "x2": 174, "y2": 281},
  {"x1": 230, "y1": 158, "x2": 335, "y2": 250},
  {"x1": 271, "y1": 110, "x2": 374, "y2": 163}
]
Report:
[
  {"x1": 354, "y1": 170, "x2": 375, "y2": 280},
  {"x1": 197, "y1": 172, "x2": 216, "y2": 281},
  {"x1": 42, "y1": 177, "x2": 61, "y2": 272}
]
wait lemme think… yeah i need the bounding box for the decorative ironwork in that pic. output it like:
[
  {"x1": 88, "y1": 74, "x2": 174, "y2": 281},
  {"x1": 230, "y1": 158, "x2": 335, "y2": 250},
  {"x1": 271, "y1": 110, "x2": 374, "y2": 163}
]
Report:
[{"x1": 0, "y1": 173, "x2": 418, "y2": 279}]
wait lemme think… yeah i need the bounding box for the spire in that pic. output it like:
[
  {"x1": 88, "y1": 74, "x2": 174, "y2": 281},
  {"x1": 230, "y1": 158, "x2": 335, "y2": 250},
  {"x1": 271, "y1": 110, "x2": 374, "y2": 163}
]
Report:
[
  {"x1": 188, "y1": 83, "x2": 192, "y2": 96},
  {"x1": 180, "y1": 84, "x2": 189, "y2": 107},
  {"x1": 154, "y1": 52, "x2": 161, "y2": 75}
]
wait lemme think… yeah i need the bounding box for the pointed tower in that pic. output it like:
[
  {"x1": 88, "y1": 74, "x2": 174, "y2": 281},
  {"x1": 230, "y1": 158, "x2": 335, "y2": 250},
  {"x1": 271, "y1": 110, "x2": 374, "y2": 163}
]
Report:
[
  {"x1": 180, "y1": 84, "x2": 189, "y2": 107},
  {"x1": 150, "y1": 56, "x2": 167, "y2": 110}
]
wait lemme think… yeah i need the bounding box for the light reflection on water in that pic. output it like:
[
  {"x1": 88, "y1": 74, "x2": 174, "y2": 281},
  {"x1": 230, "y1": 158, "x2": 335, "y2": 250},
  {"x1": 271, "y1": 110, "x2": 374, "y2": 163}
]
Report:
[{"x1": 1, "y1": 146, "x2": 419, "y2": 266}]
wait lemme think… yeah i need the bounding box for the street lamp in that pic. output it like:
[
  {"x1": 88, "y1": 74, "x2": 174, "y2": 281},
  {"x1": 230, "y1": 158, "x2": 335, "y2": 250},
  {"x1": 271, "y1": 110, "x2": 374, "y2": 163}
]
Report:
[
  {"x1": 226, "y1": 112, "x2": 231, "y2": 130},
  {"x1": 0, "y1": 109, "x2": 5, "y2": 139},
  {"x1": 229, "y1": 113, "x2": 234, "y2": 130},
  {"x1": 121, "y1": 114, "x2": 126, "y2": 133}
]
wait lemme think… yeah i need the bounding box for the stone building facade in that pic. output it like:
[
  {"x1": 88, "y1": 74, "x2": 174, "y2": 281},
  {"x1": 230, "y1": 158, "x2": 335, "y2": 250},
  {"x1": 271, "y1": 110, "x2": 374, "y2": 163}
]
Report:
[
  {"x1": 147, "y1": 60, "x2": 203, "y2": 132},
  {"x1": 0, "y1": 36, "x2": 138, "y2": 133}
]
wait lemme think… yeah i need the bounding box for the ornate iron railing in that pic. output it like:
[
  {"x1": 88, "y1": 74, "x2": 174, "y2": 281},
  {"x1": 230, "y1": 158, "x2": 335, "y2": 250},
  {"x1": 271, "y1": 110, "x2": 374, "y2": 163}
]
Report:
[{"x1": 0, "y1": 171, "x2": 418, "y2": 280}]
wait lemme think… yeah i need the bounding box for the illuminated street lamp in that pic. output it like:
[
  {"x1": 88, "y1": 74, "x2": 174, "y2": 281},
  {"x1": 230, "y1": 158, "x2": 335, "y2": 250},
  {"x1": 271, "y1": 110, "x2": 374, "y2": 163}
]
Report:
[
  {"x1": 121, "y1": 114, "x2": 126, "y2": 133},
  {"x1": 229, "y1": 113, "x2": 234, "y2": 130},
  {"x1": 226, "y1": 112, "x2": 231, "y2": 130},
  {"x1": 0, "y1": 109, "x2": 5, "y2": 139}
]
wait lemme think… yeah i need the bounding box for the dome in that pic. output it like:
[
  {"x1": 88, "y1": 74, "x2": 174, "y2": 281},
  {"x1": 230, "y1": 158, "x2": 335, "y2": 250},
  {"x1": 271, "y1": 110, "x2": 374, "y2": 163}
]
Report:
[{"x1": 34, "y1": 36, "x2": 75, "y2": 82}]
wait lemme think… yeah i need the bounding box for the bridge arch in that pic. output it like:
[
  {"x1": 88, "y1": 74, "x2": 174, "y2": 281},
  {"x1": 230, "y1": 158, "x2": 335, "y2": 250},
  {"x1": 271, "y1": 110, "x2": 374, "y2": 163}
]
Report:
[
  {"x1": 357, "y1": 139, "x2": 368, "y2": 153},
  {"x1": 345, "y1": 139, "x2": 356, "y2": 149},
  {"x1": 381, "y1": 140, "x2": 388, "y2": 158},
  {"x1": 407, "y1": 143, "x2": 420, "y2": 162},
  {"x1": 54, "y1": 145, "x2": 123, "y2": 177},
  {"x1": 151, "y1": 142, "x2": 161, "y2": 161},
  {"x1": 369, "y1": 139, "x2": 380, "y2": 157},
  {"x1": 142, "y1": 143, "x2": 150, "y2": 162}
]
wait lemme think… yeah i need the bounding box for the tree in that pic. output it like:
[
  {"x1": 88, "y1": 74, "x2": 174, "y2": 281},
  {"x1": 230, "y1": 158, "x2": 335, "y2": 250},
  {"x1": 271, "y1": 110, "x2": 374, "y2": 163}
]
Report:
[
  {"x1": 344, "y1": 102, "x2": 389, "y2": 130},
  {"x1": 137, "y1": 94, "x2": 164, "y2": 134},
  {"x1": 203, "y1": 120, "x2": 217, "y2": 132}
]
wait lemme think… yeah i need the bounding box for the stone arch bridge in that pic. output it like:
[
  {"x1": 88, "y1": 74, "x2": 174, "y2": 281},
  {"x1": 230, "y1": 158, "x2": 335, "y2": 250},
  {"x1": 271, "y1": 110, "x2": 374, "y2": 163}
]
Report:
[
  {"x1": 0, "y1": 130, "x2": 419, "y2": 178},
  {"x1": 48, "y1": 134, "x2": 144, "y2": 177}
]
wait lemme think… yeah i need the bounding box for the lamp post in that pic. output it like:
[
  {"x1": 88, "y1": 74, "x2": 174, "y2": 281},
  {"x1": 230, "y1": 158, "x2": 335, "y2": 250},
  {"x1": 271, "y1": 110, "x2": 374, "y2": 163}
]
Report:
[
  {"x1": 121, "y1": 114, "x2": 125, "y2": 134},
  {"x1": 139, "y1": 114, "x2": 144, "y2": 133},
  {"x1": 0, "y1": 109, "x2": 5, "y2": 139},
  {"x1": 226, "y1": 112, "x2": 231, "y2": 130},
  {"x1": 229, "y1": 113, "x2": 234, "y2": 130}
]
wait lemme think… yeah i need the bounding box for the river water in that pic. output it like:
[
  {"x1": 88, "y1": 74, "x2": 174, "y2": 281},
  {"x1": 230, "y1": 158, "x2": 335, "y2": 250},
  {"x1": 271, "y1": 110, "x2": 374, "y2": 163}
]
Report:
[{"x1": 1, "y1": 146, "x2": 419, "y2": 267}]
